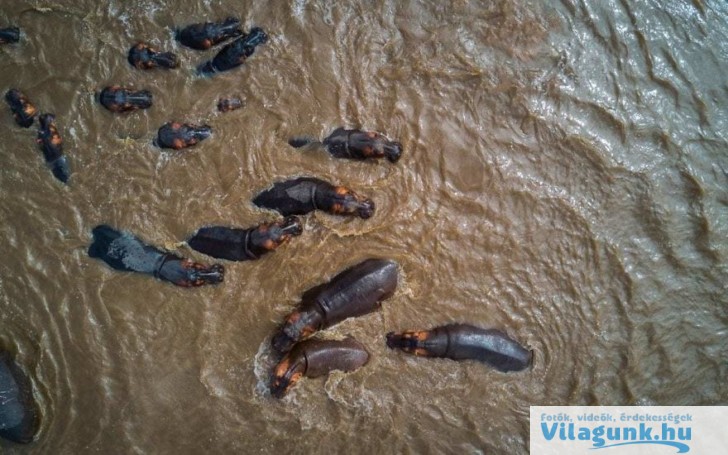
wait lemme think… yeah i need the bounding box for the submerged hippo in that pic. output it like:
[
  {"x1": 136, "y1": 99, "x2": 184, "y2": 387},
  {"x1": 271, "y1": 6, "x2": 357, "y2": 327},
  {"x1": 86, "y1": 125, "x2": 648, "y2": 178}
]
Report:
[
  {"x1": 197, "y1": 27, "x2": 267, "y2": 75},
  {"x1": 253, "y1": 177, "x2": 375, "y2": 219},
  {"x1": 5, "y1": 89, "x2": 38, "y2": 128},
  {"x1": 36, "y1": 114, "x2": 70, "y2": 184},
  {"x1": 0, "y1": 350, "x2": 40, "y2": 444},
  {"x1": 386, "y1": 323, "x2": 532, "y2": 372},
  {"x1": 270, "y1": 337, "x2": 369, "y2": 398},
  {"x1": 127, "y1": 42, "x2": 179, "y2": 69},
  {"x1": 176, "y1": 17, "x2": 242, "y2": 50},
  {"x1": 271, "y1": 258, "x2": 399, "y2": 354},
  {"x1": 154, "y1": 122, "x2": 211, "y2": 150},
  {"x1": 0, "y1": 27, "x2": 20, "y2": 45},
  {"x1": 98, "y1": 86, "x2": 153, "y2": 113},
  {"x1": 187, "y1": 216, "x2": 303, "y2": 261},
  {"x1": 217, "y1": 97, "x2": 243, "y2": 113},
  {"x1": 88, "y1": 225, "x2": 224, "y2": 287},
  {"x1": 289, "y1": 128, "x2": 403, "y2": 163}
]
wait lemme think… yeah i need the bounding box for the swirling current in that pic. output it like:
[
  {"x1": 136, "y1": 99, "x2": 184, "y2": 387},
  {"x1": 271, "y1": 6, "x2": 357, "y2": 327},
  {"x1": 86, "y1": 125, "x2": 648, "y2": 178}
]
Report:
[{"x1": 1, "y1": 0, "x2": 727, "y2": 453}]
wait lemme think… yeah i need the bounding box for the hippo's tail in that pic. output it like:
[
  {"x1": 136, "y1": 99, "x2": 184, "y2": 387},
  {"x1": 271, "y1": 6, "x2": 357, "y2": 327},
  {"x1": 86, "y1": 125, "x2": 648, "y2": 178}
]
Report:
[{"x1": 288, "y1": 136, "x2": 321, "y2": 148}]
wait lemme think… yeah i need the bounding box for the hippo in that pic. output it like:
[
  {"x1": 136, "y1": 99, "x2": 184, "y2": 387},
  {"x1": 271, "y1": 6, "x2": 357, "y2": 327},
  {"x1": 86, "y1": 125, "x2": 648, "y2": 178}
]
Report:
[
  {"x1": 197, "y1": 27, "x2": 268, "y2": 75},
  {"x1": 252, "y1": 177, "x2": 375, "y2": 219},
  {"x1": 271, "y1": 258, "x2": 399, "y2": 354},
  {"x1": 386, "y1": 323, "x2": 532, "y2": 372},
  {"x1": 217, "y1": 97, "x2": 243, "y2": 113},
  {"x1": 0, "y1": 27, "x2": 20, "y2": 45},
  {"x1": 187, "y1": 216, "x2": 303, "y2": 261},
  {"x1": 127, "y1": 42, "x2": 179, "y2": 69},
  {"x1": 98, "y1": 86, "x2": 153, "y2": 113},
  {"x1": 289, "y1": 127, "x2": 403, "y2": 163},
  {"x1": 270, "y1": 337, "x2": 369, "y2": 398},
  {"x1": 176, "y1": 17, "x2": 243, "y2": 50},
  {"x1": 5, "y1": 89, "x2": 38, "y2": 128},
  {"x1": 154, "y1": 122, "x2": 211, "y2": 150},
  {"x1": 88, "y1": 225, "x2": 224, "y2": 287},
  {"x1": 36, "y1": 114, "x2": 70, "y2": 184},
  {"x1": 0, "y1": 350, "x2": 40, "y2": 444}
]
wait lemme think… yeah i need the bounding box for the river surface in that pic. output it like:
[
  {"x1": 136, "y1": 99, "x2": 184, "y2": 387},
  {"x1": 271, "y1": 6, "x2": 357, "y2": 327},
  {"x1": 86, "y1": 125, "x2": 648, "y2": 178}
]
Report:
[{"x1": 1, "y1": 0, "x2": 727, "y2": 453}]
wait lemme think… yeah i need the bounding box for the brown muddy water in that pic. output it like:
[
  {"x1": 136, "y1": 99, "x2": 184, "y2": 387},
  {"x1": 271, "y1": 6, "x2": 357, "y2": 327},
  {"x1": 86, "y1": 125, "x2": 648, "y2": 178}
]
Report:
[{"x1": 1, "y1": 0, "x2": 727, "y2": 453}]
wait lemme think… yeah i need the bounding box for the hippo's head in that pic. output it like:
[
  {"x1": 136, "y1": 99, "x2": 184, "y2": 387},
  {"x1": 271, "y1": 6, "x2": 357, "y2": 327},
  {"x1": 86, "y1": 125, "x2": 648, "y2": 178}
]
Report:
[
  {"x1": 38, "y1": 113, "x2": 56, "y2": 129},
  {"x1": 277, "y1": 216, "x2": 304, "y2": 238},
  {"x1": 269, "y1": 351, "x2": 307, "y2": 399},
  {"x1": 242, "y1": 27, "x2": 268, "y2": 49},
  {"x1": 385, "y1": 330, "x2": 433, "y2": 357},
  {"x1": 330, "y1": 186, "x2": 375, "y2": 219},
  {"x1": 384, "y1": 141, "x2": 403, "y2": 163},
  {"x1": 158, "y1": 258, "x2": 225, "y2": 287},
  {"x1": 271, "y1": 310, "x2": 321, "y2": 354}
]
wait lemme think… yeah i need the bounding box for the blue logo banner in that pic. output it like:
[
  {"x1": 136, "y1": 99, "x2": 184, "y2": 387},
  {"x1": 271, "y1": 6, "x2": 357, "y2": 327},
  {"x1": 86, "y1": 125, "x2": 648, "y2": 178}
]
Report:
[{"x1": 530, "y1": 406, "x2": 727, "y2": 454}]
